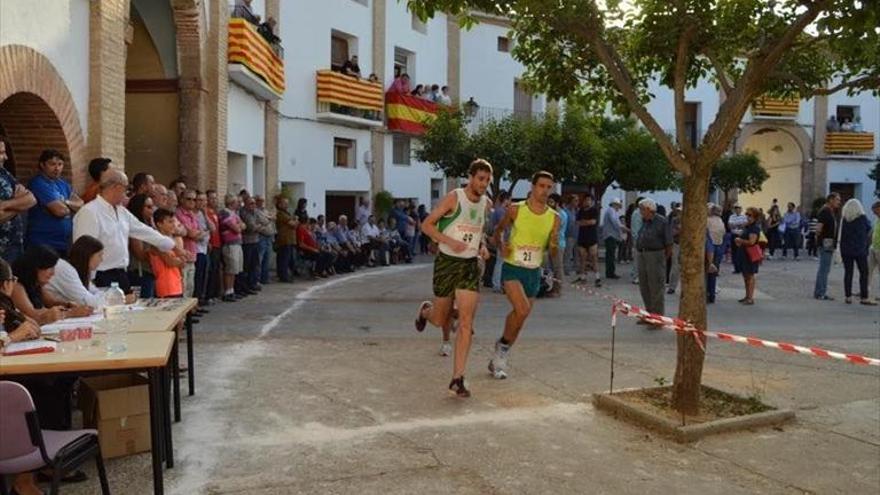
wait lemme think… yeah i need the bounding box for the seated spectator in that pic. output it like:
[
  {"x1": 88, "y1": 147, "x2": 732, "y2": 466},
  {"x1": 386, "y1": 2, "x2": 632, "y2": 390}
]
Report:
[
  {"x1": 27, "y1": 149, "x2": 83, "y2": 256},
  {"x1": 389, "y1": 73, "x2": 411, "y2": 94},
  {"x1": 232, "y1": 0, "x2": 260, "y2": 25},
  {"x1": 81, "y1": 158, "x2": 111, "y2": 203},
  {"x1": 342, "y1": 55, "x2": 362, "y2": 78},
  {"x1": 362, "y1": 215, "x2": 389, "y2": 266},
  {"x1": 150, "y1": 209, "x2": 186, "y2": 298},
  {"x1": 852, "y1": 116, "x2": 863, "y2": 132},
  {"x1": 385, "y1": 218, "x2": 413, "y2": 263},
  {"x1": 11, "y1": 245, "x2": 93, "y2": 325},
  {"x1": 45, "y1": 235, "x2": 135, "y2": 308},
  {"x1": 841, "y1": 118, "x2": 853, "y2": 132},
  {"x1": 127, "y1": 193, "x2": 157, "y2": 298},
  {"x1": 324, "y1": 222, "x2": 352, "y2": 273},
  {"x1": 297, "y1": 217, "x2": 333, "y2": 278},
  {"x1": 438, "y1": 85, "x2": 453, "y2": 105},
  {"x1": 0, "y1": 135, "x2": 36, "y2": 263}
]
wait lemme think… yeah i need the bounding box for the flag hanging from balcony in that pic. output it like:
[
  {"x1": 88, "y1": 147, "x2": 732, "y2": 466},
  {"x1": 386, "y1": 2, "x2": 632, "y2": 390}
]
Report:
[{"x1": 386, "y1": 93, "x2": 439, "y2": 135}]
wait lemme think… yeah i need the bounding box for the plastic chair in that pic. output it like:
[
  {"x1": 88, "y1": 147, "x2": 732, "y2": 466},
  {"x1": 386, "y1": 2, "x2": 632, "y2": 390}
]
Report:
[{"x1": 0, "y1": 381, "x2": 110, "y2": 495}]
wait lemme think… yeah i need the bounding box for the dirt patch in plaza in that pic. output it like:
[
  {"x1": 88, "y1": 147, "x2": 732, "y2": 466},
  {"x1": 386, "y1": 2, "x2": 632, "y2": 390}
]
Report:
[{"x1": 614, "y1": 385, "x2": 775, "y2": 425}]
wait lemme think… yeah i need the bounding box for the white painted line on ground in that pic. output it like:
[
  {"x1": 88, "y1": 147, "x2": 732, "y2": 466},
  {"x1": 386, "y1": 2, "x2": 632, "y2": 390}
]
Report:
[
  {"x1": 259, "y1": 264, "x2": 425, "y2": 337},
  {"x1": 170, "y1": 264, "x2": 426, "y2": 494},
  {"x1": 238, "y1": 402, "x2": 587, "y2": 448}
]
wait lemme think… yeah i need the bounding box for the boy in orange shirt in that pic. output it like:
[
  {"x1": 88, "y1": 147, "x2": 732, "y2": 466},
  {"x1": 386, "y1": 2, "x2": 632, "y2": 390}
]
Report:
[{"x1": 150, "y1": 209, "x2": 190, "y2": 298}]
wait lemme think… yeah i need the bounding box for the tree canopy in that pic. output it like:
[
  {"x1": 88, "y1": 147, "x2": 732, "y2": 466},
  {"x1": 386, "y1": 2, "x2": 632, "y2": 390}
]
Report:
[{"x1": 710, "y1": 152, "x2": 769, "y2": 207}]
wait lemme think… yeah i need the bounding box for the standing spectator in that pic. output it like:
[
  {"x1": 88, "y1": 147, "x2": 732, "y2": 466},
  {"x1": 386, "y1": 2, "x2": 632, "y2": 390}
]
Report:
[
  {"x1": 255, "y1": 195, "x2": 276, "y2": 285},
  {"x1": 734, "y1": 207, "x2": 763, "y2": 305},
  {"x1": 839, "y1": 199, "x2": 875, "y2": 305},
  {"x1": 391, "y1": 199, "x2": 414, "y2": 245},
  {"x1": 27, "y1": 149, "x2": 83, "y2": 256},
  {"x1": 342, "y1": 55, "x2": 362, "y2": 78},
  {"x1": 782, "y1": 202, "x2": 802, "y2": 260},
  {"x1": 151, "y1": 184, "x2": 171, "y2": 210},
  {"x1": 73, "y1": 170, "x2": 177, "y2": 293},
  {"x1": 727, "y1": 205, "x2": 748, "y2": 274},
  {"x1": 205, "y1": 190, "x2": 223, "y2": 301},
  {"x1": 575, "y1": 193, "x2": 601, "y2": 286},
  {"x1": 176, "y1": 190, "x2": 205, "y2": 298},
  {"x1": 563, "y1": 194, "x2": 580, "y2": 276},
  {"x1": 389, "y1": 73, "x2": 412, "y2": 94},
  {"x1": 546, "y1": 193, "x2": 568, "y2": 297},
  {"x1": 601, "y1": 198, "x2": 627, "y2": 280},
  {"x1": 218, "y1": 194, "x2": 246, "y2": 301},
  {"x1": 814, "y1": 192, "x2": 842, "y2": 300},
  {"x1": 0, "y1": 136, "x2": 36, "y2": 263},
  {"x1": 407, "y1": 204, "x2": 419, "y2": 255},
  {"x1": 429, "y1": 84, "x2": 441, "y2": 102},
  {"x1": 418, "y1": 204, "x2": 430, "y2": 254},
  {"x1": 194, "y1": 191, "x2": 213, "y2": 306},
  {"x1": 295, "y1": 197, "x2": 309, "y2": 219},
  {"x1": 231, "y1": 0, "x2": 260, "y2": 25},
  {"x1": 706, "y1": 204, "x2": 726, "y2": 304},
  {"x1": 766, "y1": 205, "x2": 782, "y2": 259},
  {"x1": 438, "y1": 86, "x2": 453, "y2": 105},
  {"x1": 81, "y1": 158, "x2": 111, "y2": 203},
  {"x1": 356, "y1": 197, "x2": 371, "y2": 227},
  {"x1": 806, "y1": 213, "x2": 819, "y2": 258},
  {"x1": 239, "y1": 196, "x2": 263, "y2": 291},
  {"x1": 150, "y1": 209, "x2": 186, "y2": 298},
  {"x1": 126, "y1": 193, "x2": 157, "y2": 298},
  {"x1": 169, "y1": 178, "x2": 187, "y2": 198},
  {"x1": 629, "y1": 197, "x2": 644, "y2": 283},
  {"x1": 869, "y1": 201, "x2": 880, "y2": 300},
  {"x1": 635, "y1": 198, "x2": 672, "y2": 321},
  {"x1": 490, "y1": 191, "x2": 511, "y2": 292},
  {"x1": 666, "y1": 202, "x2": 682, "y2": 293},
  {"x1": 275, "y1": 196, "x2": 299, "y2": 282},
  {"x1": 131, "y1": 172, "x2": 155, "y2": 197}
]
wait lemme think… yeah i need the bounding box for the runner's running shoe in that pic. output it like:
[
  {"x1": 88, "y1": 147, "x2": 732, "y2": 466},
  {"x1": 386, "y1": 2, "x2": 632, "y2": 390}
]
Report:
[
  {"x1": 415, "y1": 301, "x2": 432, "y2": 332},
  {"x1": 439, "y1": 341, "x2": 452, "y2": 356},
  {"x1": 448, "y1": 377, "x2": 471, "y2": 397},
  {"x1": 488, "y1": 340, "x2": 511, "y2": 379}
]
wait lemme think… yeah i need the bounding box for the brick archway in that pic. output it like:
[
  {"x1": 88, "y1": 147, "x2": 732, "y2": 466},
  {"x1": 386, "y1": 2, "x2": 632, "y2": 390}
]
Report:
[{"x1": 0, "y1": 45, "x2": 87, "y2": 190}]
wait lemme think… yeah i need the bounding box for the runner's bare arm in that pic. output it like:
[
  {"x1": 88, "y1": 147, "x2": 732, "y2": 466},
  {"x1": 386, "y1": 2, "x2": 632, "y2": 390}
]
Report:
[
  {"x1": 421, "y1": 191, "x2": 467, "y2": 252},
  {"x1": 493, "y1": 204, "x2": 518, "y2": 259}
]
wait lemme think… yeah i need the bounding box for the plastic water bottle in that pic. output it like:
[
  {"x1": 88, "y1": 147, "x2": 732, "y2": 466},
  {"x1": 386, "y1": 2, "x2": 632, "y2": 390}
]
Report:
[{"x1": 103, "y1": 282, "x2": 128, "y2": 353}]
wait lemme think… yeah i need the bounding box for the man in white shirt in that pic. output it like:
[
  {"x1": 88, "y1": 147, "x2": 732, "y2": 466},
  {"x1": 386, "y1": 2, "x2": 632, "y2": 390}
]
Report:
[
  {"x1": 356, "y1": 198, "x2": 371, "y2": 227},
  {"x1": 727, "y1": 205, "x2": 748, "y2": 274},
  {"x1": 73, "y1": 169, "x2": 181, "y2": 293},
  {"x1": 361, "y1": 215, "x2": 388, "y2": 265}
]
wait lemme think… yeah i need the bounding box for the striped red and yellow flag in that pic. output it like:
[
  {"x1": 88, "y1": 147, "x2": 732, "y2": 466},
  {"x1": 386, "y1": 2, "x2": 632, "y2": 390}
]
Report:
[
  {"x1": 386, "y1": 93, "x2": 439, "y2": 135},
  {"x1": 316, "y1": 70, "x2": 384, "y2": 112},
  {"x1": 228, "y1": 18, "x2": 285, "y2": 94}
]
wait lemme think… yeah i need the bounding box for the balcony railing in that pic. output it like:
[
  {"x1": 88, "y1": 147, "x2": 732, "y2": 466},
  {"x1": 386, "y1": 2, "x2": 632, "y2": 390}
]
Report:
[
  {"x1": 825, "y1": 132, "x2": 875, "y2": 155},
  {"x1": 386, "y1": 93, "x2": 439, "y2": 135},
  {"x1": 315, "y1": 70, "x2": 383, "y2": 127},
  {"x1": 751, "y1": 97, "x2": 799, "y2": 118},
  {"x1": 228, "y1": 18, "x2": 285, "y2": 100}
]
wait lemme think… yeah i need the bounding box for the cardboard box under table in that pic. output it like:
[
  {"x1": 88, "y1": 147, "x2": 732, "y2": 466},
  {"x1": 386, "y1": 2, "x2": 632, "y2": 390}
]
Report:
[{"x1": 79, "y1": 374, "x2": 151, "y2": 459}]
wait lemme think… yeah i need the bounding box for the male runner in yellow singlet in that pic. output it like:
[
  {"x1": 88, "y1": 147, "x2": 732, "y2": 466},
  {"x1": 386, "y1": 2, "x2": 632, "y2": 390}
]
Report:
[
  {"x1": 489, "y1": 171, "x2": 560, "y2": 379},
  {"x1": 415, "y1": 160, "x2": 493, "y2": 397}
]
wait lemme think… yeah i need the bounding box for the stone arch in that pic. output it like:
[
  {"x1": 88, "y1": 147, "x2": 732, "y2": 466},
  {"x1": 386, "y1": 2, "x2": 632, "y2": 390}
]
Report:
[
  {"x1": 0, "y1": 45, "x2": 87, "y2": 189},
  {"x1": 735, "y1": 122, "x2": 814, "y2": 209}
]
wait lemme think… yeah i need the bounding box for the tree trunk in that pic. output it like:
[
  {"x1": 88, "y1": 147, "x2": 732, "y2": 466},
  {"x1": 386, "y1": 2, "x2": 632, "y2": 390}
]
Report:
[{"x1": 671, "y1": 166, "x2": 712, "y2": 414}]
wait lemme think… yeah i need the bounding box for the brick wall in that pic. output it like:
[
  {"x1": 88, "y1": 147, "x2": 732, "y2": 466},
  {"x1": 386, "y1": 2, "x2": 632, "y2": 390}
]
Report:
[{"x1": 88, "y1": 0, "x2": 129, "y2": 173}]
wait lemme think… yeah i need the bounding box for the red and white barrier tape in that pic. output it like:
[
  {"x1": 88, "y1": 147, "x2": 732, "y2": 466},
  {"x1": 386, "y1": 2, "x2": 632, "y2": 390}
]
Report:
[{"x1": 570, "y1": 282, "x2": 880, "y2": 367}]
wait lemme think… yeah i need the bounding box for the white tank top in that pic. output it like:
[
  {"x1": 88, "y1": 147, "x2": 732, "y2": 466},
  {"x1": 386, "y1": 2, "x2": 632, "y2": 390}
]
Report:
[{"x1": 437, "y1": 188, "x2": 487, "y2": 259}]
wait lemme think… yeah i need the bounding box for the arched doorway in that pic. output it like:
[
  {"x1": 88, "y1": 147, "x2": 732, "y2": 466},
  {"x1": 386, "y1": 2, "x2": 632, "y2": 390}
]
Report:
[
  {"x1": 125, "y1": 0, "x2": 181, "y2": 187},
  {"x1": 737, "y1": 126, "x2": 809, "y2": 210},
  {"x1": 0, "y1": 93, "x2": 72, "y2": 184}
]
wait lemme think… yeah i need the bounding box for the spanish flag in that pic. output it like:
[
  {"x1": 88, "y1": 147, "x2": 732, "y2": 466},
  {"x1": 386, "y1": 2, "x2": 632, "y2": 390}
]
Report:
[{"x1": 386, "y1": 93, "x2": 439, "y2": 135}]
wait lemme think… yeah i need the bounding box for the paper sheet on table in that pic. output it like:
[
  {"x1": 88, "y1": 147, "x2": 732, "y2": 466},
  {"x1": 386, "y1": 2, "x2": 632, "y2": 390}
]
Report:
[{"x1": 2, "y1": 339, "x2": 57, "y2": 356}]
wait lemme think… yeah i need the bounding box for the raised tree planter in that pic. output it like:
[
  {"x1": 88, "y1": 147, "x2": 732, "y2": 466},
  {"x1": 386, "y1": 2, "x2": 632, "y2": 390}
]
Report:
[{"x1": 593, "y1": 385, "x2": 795, "y2": 443}]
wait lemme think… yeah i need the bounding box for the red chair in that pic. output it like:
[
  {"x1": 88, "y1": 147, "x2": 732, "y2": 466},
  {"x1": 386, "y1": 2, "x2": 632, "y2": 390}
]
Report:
[{"x1": 0, "y1": 381, "x2": 110, "y2": 495}]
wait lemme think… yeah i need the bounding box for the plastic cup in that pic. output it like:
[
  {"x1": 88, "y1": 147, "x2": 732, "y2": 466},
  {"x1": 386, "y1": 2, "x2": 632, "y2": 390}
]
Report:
[
  {"x1": 58, "y1": 327, "x2": 78, "y2": 353},
  {"x1": 76, "y1": 326, "x2": 93, "y2": 351}
]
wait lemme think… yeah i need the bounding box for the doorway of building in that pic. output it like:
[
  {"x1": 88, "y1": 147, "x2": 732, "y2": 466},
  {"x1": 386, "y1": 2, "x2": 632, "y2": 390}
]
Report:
[
  {"x1": 829, "y1": 183, "x2": 856, "y2": 203},
  {"x1": 326, "y1": 194, "x2": 358, "y2": 223}
]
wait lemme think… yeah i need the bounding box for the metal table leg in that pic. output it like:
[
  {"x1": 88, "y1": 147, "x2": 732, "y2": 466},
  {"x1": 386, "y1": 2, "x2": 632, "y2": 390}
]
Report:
[
  {"x1": 161, "y1": 365, "x2": 174, "y2": 468},
  {"x1": 147, "y1": 368, "x2": 165, "y2": 495},
  {"x1": 172, "y1": 338, "x2": 181, "y2": 422},
  {"x1": 186, "y1": 314, "x2": 195, "y2": 396}
]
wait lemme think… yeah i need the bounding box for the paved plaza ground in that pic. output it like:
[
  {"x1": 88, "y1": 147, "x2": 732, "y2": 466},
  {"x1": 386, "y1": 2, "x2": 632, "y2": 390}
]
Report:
[{"x1": 67, "y1": 255, "x2": 878, "y2": 494}]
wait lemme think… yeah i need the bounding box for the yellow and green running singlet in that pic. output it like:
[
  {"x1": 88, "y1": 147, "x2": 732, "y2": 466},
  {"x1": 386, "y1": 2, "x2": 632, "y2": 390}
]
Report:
[{"x1": 505, "y1": 200, "x2": 557, "y2": 269}]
